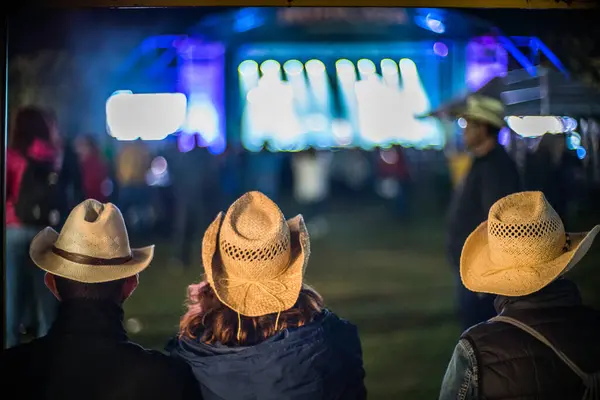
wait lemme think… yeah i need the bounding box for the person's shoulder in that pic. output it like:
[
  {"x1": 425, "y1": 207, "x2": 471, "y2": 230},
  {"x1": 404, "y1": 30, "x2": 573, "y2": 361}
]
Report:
[
  {"x1": 120, "y1": 340, "x2": 191, "y2": 372},
  {"x1": 461, "y1": 318, "x2": 511, "y2": 342}
]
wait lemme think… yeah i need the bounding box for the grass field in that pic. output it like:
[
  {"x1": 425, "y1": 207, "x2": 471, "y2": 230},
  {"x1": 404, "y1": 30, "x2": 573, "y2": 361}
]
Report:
[{"x1": 124, "y1": 197, "x2": 600, "y2": 399}]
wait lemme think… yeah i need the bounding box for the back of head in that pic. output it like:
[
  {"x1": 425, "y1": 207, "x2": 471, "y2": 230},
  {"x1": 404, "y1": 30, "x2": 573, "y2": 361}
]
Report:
[
  {"x1": 180, "y1": 282, "x2": 324, "y2": 346},
  {"x1": 10, "y1": 106, "x2": 52, "y2": 154},
  {"x1": 53, "y1": 275, "x2": 127, "y2": 303}
]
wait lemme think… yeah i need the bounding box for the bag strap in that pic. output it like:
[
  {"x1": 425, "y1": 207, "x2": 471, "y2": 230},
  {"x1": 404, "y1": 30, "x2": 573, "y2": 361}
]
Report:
[{"x1": 490, "y1": 316, "x2": 590, "y2": 383}]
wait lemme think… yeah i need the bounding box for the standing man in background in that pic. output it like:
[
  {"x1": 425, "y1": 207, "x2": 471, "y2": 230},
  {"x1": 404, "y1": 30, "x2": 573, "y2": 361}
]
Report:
[{"x1": 446, "y1": 95, "x2": 521, "y2": 330}]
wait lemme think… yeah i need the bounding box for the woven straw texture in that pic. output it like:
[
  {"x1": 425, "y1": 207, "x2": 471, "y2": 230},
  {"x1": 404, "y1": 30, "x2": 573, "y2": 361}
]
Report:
[
  {"x1": 30, "y1": 199, "x2": 154, "y2": 283},
  {"x1": 202, "y1": 191, "x2": 309, "y2": 317},
  {"x1": 461, "y1": 191, "x2": 599, "y2": 296}
]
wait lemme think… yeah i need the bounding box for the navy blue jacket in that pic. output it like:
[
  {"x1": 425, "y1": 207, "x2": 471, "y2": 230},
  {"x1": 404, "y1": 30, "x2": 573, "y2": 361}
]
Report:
[{"x1": 167, "y1": 310, "x2": 366, "y2": 400}]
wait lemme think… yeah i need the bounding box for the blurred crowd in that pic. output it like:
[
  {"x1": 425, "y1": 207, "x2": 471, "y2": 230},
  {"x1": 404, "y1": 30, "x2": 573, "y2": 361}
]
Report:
[{"x1": 3, "y1": 97, "x2": 599, "y2": 399}]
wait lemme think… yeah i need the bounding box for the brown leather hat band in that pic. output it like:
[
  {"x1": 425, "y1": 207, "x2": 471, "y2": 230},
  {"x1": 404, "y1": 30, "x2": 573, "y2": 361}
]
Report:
[{"x1": 51, "y1": 246, "x2": 133, "y2": 266}]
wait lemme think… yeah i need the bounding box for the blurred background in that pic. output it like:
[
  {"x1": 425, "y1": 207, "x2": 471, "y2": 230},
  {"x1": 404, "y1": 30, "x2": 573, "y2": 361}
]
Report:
[{"x1": 6, "y1": 6, "x2": 600, "y2": 398}]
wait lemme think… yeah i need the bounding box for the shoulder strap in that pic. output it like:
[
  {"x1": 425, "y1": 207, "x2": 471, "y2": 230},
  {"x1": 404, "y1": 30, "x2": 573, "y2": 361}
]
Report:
[{"x1": 491, "y1": 315, "x2": 599, "y2": 395}]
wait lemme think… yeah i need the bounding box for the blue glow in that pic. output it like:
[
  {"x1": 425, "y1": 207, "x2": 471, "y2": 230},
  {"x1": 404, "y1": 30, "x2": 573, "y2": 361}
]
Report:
[
  {"x1": 239, "y1": 60, "x2": 259, "y2": 76},
  {"x1": 305, "y1": 59, "x2": 325, "y2": 75},
  {"x1": 260, "y1": 60, "x2": 281, "y2": 75},
  {"x1": 562, "y1": 117, "x2": 578, "y2": 132},
  {"x1": 380, "y1": 59, "x2": 398, "y2": 75},
  {"x1": 283, "y1": 59, "x2": 304, "y2": 76},
  {"x1": 576, "y1": 146, "x2": 586, "y2": 160},
  {"x1": 336, "y1": 59, "x2": 354, "y2": 71},
  {"x1": 357, "y1": 59, "x2": 376, "y2": 75},
  {"x1": 433, "y1": 42, "x2": 449, "y2": 57},
  {"x1": 533, "y1": 37, "x2": 568, "y2": 76},
  {"x1": 183, "y1": 99, "x2": 219, "y2": 143},
  {"x1": 496, "y1": 36, "x2": 537, "y2": 77},
  {"x1": 498, "y1": 127, "x2": 511, "y2": 146},
  {"x1": 233, "y1": 8, "x2": 264, "y2": 33},
  {"x1": 567, "y1": 132, "x2": 581, "y2": 150},
  {"x1": 399, "y1": 58, "x2": 417, "y2": 71},
  {"x1": 425, "y1": 14, "x2": 445, "y2": 34},
  {"x1": 238, "y1": 46, "x2": 444, "y2": 151}
]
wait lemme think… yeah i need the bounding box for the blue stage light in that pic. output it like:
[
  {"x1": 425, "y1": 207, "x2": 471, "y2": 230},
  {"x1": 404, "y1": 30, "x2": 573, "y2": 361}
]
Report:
[
  {"x1": 283, "y1": 59, "x2": 304, "y2": 76},
  {"x1": 260, "y1": 60, "x2": 281, "y2": 75},
  {"x1": 380, "y1": 59, "x2": 398, "y2": 75},
  {"x1": 305, "y1": 59, "x2": 325, "y2": 75},
  {"x1": 238, "y1": 60, "x2": 258, "y2": 76},
  {"x1": 357, "y1": 59, "x2": 376, "y2": 75}
]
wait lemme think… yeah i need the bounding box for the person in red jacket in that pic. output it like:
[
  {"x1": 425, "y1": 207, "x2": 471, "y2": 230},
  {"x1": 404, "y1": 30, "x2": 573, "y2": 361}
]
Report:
[
  {"x1": 74, "y1": 134, "x2": 110, "y2": 202},
  {"x1": 5, "y1": 106, "x2": 60, "y2": 348}
]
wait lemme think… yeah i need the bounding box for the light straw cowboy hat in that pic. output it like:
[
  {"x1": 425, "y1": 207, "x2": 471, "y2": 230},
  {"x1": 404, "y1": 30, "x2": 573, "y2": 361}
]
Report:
[
  {"x1": 461, "y1": 191, "x2": 599, "y2": 297},
  {"x1": 29, "y1": 199, "x2": 154, "y2": 283},
  {"x1": 202, "y1": 191, "x2": 310, "y2": 317},
  {"x1": 456, "y1": 95, "x2": 506, "y2": 129}
]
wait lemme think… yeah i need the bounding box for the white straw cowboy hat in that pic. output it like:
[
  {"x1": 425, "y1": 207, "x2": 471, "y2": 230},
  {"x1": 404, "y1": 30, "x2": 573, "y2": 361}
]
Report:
[
  {"x1": 202, "y1": 191, "x2": 310, "y2": 317},
  {"x1": 457, "y1": 95, "x2": 506, "y2": 129},
  {"x1": 461, "y1": 191, "x2": 599, "y2": 297},
  {"x1": 29, "y1": 199, "x2": 154, "y2": 283}
]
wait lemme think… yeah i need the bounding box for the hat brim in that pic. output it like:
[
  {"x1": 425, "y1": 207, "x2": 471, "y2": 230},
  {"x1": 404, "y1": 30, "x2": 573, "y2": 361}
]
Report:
[
  {"x1": 460, "y1": 222, "x2": 600, "y2": 296},
  {"x1": 30, "y1": 227, "x2": 154, "y2": 284},
  {"x1": 458, "y1": 110, "x2": 505, "y2": 129},
  {"x1": 202, "y1": 212, "x2": 310, "y2": 317}
]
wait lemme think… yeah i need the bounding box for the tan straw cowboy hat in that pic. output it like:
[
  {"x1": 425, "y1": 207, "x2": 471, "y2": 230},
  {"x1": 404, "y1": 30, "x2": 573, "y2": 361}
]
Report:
[
  {"x1": 202, "y1": 191, "x2": 310, "y2": 317},
  {"x1": 461, "y1": 191, "x2": 599, "y2": 297},
  {"x1": 30, "y1": 199, "x2": 154, "y2": 283},
  {"x1": 457, "y1": 95, "x2": 506, "y2": 129}
]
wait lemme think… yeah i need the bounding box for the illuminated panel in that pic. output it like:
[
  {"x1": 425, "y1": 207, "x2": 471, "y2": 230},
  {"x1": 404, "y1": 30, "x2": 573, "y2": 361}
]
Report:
[
  {"x1": 505, "y1": 116, "x2": 575, "y2": 137},
  {"x1": 237, "y1": 42, "x2": 447, "y2": 151},
  {"x1": 106, "y1": 91, "x2": 187, "y2": 141},
  {"x1": 176, "y1": 40, "x2": 226, "y2": 154},
  {"x1": 466, "y1": 36, "x2": 508, "y2": 91}
]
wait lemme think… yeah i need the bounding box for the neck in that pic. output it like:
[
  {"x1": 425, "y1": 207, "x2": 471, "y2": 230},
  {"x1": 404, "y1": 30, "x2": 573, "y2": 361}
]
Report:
[{"x1": 471, "y1": 137, "x2": 497, "y2": 157}]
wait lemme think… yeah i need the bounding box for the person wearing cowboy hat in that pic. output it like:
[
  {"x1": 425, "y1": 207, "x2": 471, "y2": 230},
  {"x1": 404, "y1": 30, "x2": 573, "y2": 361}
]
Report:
[
  {"x1": 445, "y1": 94, "x2": 522, "y2": 331},
  {"x1": 1, "y1": 199, "x2": 201, "y2": 400},
  {"x1": 440, "y1": 191, "x2": 600, "y2": 400},
  {"x1": 166, "y1": 191, "x2": 366, "y2": 400}
]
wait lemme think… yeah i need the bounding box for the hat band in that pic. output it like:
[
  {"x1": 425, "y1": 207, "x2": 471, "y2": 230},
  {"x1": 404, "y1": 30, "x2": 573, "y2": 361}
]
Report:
[{"x1": 51, "y1": 246, "x2": 133, "y2": 266}]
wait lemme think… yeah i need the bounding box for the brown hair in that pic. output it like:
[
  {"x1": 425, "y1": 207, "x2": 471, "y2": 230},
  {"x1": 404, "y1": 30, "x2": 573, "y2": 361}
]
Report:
[{"x1": 180, "y1": 280, "x2": 324, "y2": 346}]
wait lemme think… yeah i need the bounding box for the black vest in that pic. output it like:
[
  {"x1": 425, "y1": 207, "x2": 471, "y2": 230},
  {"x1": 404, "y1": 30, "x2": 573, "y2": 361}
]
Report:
[{"x1": 462, "y1": 280, "x2": 600, "y2": 400}]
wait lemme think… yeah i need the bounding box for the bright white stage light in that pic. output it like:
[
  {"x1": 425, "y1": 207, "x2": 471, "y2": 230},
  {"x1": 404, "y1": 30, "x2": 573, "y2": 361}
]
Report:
[{"x1": 106, "y1": 91, "x2": 187, "y2": 141}]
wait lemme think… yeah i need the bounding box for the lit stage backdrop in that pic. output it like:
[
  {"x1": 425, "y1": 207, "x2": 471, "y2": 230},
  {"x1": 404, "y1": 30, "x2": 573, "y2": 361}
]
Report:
[{"x1": 236, "y1": 42, "x2": 449, "y2": 152}]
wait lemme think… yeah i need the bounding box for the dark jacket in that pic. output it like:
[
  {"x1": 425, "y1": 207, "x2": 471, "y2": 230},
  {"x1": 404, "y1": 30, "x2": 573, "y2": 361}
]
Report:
[
  {"x1": 1, "y1": 300, "x2": 201, "y2": 400},
  {"x1": 446, "y1": 145, "x2": 521, "y2": 267},
  {"x1": 167, "y1": 310, "x2": 366, "y2": 400},
  {"x1": 439, "y1": 279, "x2": 600, "y2": 399}
]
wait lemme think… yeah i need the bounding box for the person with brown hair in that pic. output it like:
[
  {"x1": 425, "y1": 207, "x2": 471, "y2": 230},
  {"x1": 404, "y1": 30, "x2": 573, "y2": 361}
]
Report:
[{"x1": 167, "y1": 191, "x2": 366, "y2": 400}]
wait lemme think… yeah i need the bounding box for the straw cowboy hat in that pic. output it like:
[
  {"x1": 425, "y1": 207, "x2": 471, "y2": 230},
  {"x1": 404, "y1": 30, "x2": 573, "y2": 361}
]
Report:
[
  {"x1": 30, "y1": 199, "x2": 154, "y2": 283},
  {"x1": 461, "y1": 191, "x2": 599, "y2": 297},
  {"x1": 457, "y1": 95, "x2": 506, "y2": 129},
  {"x1": 202, "y1": 191, "x2": 310, "y2": 317}
]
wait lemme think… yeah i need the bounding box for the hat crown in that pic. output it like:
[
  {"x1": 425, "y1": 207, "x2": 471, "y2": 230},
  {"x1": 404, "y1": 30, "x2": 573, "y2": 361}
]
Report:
[
  {"x1": 54, "y1": 199, "x2": 132, "y2": 259},
  {"x1": 487, "y1": 191, "x2": 566, "y2": 267},
  {"x1": 468, "y1": 95, "x2": 504, "y2": 114},
  {"x1": 219, "y1": 192, "x2": 291, "y2": 281}
]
